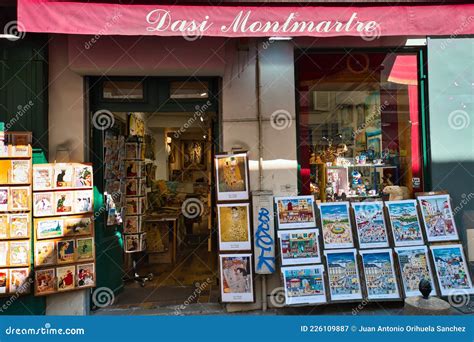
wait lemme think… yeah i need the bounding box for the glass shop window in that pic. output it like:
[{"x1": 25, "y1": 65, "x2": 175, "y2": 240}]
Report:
[
  {"x1": 297, "y1": 52, "x2": 423, "y2": 201},
  {"x1": 102, "y1": 80, "x2": 144, "y2": 100},
  {"x1": 169, "y1": 81, "x2": 209, "y2": 99}
]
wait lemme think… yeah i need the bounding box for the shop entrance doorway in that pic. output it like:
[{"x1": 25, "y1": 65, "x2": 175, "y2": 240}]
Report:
[{"x1": 88, "y1": 77, "x2": 220, "y2": 310}]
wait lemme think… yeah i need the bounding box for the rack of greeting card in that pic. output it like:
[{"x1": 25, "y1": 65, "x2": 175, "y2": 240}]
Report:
[
  {"x1": 0, "y1": 131, "x2": 33, "y2": 296},
  {"x1": 214, "y1": 151, "x2": 255, "y2": 303},
  {"x1": 32, "y1": 162, "x2": 95, "y2": 296},
  {"x1": 274, "y1": 194, "x2": 473, "y2": 306}
]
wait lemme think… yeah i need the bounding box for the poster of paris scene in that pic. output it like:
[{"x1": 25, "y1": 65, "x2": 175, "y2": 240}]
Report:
[
  {"x1": 395, "y1": 246, "x2": 436, "y2": 297},
  {"x1": 319, "y1": 202, "x2": 354, "y2": 249},
  {"x1": 360, "y1": 249, "x2": 400, "y2": 300},
  {"x1": 281, "y1": 265, "x2": 327, "y2": 305},
  {"x1": 430, "y1": 244, "x2": 474, "y2": 296},
  {"x1": 278, "y1": 228, "x2": 321, "y2": 265},
  {"x1": 352, "y1": 202, "x2": 389, "y2": 249},
  {"x1": 418, "y1": 195, "x2": 459, "y2": 242},
  {"x1": 324, "y1": 249, "x2": 362, "y2": 301},
  {"x1": 275, "y1": 196, "x2": 316, "y2": 229},
  {"x1": 386, "y1": 200, "x2": 424, "y2": 246}
]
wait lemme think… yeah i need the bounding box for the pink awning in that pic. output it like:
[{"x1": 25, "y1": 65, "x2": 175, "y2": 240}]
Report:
[{"x1": 18, "y1": 0, "x2": 474, "y2": 38}]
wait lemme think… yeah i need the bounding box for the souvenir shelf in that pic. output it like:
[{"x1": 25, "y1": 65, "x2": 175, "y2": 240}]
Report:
[
  {"x1": 0, "y1": 132, "x2": 33, "y2": 296},
  {"x1": 32, "y1": 162, "x2": 96, "y2": 296}
]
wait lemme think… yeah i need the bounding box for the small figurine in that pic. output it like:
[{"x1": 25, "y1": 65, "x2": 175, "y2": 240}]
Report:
[
  {"x1": 419, "y1": 279, "x2": 432, "y2": 299},
  {"x1": 351, "y1": 170, "x2": 362, "y2": 189}
]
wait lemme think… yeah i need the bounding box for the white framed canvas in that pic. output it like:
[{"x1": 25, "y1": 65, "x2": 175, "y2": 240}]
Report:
[
  {"x1": 324, "y1": 249, "x2": 363, "y2": 301},
  {"x1": 418, "y1": 195, "x2": 459, "y2": 242},
  {"x1": 395, "y1": 246, "x2": 437, "y2": 297},
  {"x1": 281, "y1": 265, "x2": 327, "y2": 305},
  {"x1": 215, "y1": 152, "x2": 249, "y2": 202},
  {"x1": 275, "y1": 195, "x2": 316, "y2": 229},
  {"x1": 219, "y1": 253, "x2": 254, "y2": 303},
  {"x1": 359, "y1": 248, "x2": 400, "y2": 300},
  {"x1": 386, "y1": 200, "x2": 424, "y2": 246},
  {"x1": 278, "y1": 228, "x2": 321, "y2": 265},
  {"x1": 430, "y1": 244, "x2": 474, "y2": 296},
  {"x1": 352, "y1": 201, "x2": 389, "y2": 249},
  {"x1": 10, "y1": 160, "x2": 30, "y2": 184},
  {"x1": 319, "y1": 202, "x2": 354, "y2": 249},
  {"x1": 217, "y1": 203, "x2": 251, "y2": 251}
]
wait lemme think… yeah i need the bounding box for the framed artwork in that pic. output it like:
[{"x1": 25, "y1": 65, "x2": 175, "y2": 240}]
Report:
[
  {"x1": 0, "y1": 269, "x2": 7, "y2": 294},
  {"x1": 9, "y1": 214, "x2": 29, "y2": 238},
  {"x1": 76, "y1": 237, "x2": 95, "y2": 261},
  {"x1": 54, "y1": 191, "x2": 74, "y2": 214},
  {"x1": 63, "y1": 216, "x2": 93, "y2": 237},
  {"x1": 182, "y1": 140, "x2": 206, "y2": 170},
  {"x1": 35, "y1": 241, "x2": 56, "y2": 266},
  {"x1": 430, "y1": 244, "x2": 474, "y2": 296},
  {"x1": 360, "y1": 249, "x2": 400, "y2": 300},
  {"x1": 319, "y1": 202, "x2": 354, "y2": 249},
  {"x1": 0, "y1": 242, "x2": 8, "y2": 266},
  {"x1": 124, "y1": 234, "x2": 141, "y2": 253},
  {"x1": 56, "y1": 265, "x2": 75, "y2": 291},
  {"x1": 281, "y1": 265, "x2": 327, "y2": 305},
  {"x1": 217, "y1": 203, "x2": 251, "y2": 251},
  {"x1": 36, "y1": 218, "x2": 64, "y2": 240},
  {"x1": 9, "y1": 268, "x2": 30, "y2": 293},
  {"x1": 125, "y1": 143, "x2": 139, "y2": 160},
  {"x1": 54, "y1": 164, "x2": 74, "y2": 188},
  {"x1": 73, "y1": 164, "x2": 93, "y2": 188},
  {"x1": 0, "y1": 215, "x2": 8, "y2": 239},
  {"x1": 76, "y1": 263, "x2": 95, "y2": 288},
  {"x1": 73, "y1": 190, "x2": 93, "y2": 213},
  {"x1": 33, "y1": 165, "x2": 53, "y2": 190},
  {"x1": 219, "y1": 253, "x2": 254, "y2": 303},
  {"x1": 275, "y1": 196, "x2": 317, "y2": 229},
  {"x1": 0, "y1": 187, "x2": 8, "y2": 211},
  {"x1": 35, "y1": 268, "x2": 56, "y2": 295},
  {"x1": 386, "y1": 200, "x2": 424, "y2": 246},
  {"x1": 10, "y1": 160, "x2": 30, "y2": 184},
  {"x1": 215, "y1": 152, "x2": 249, "y2": 202},
  {"x1": 418, "y1": 195, "x2": 459, "y2": 242},
  {"x1": 9, "y1": 187, "x2": 30, "y2": 211},
  {"x1": 56, "y1": 239, "x2": 75, "y2": 264},
  {"x1": 277, "y1": 228, "x2": 321, "y2": 265},
  {"x1": 352, "y1": 201, "x2": 389, "y2": 249},
  {"x1": 9, "y1": 241, "x2": 29, "y2": 266},
  {"x1": 126, "y1": 198, "x2": 140, "y2": 216},
  {"x1": 124, "y1": 216, "x2": 140, "y2": 234},
  {"x1": 125, "y1": 161, "x2": 141, "y2": 178},
  {"x1": 128, "y1": 113, "x2": 145, "y2": 137},
  {"x1": 395, "y1": 246, "x2": 436, "y2": 297},
  {"x1": 33, "y1": 192, "x2": 54, "y2": 217},
  {"x1": 125, "y1": 179, "x2": 138, "y2": 196},
  {"x1": 324, "y1": 249, "x2": 363, "y2": 301}
]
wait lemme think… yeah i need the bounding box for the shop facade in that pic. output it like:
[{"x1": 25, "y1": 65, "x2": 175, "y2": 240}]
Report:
[{"x1": 0, "y1": 1, "x2": 473, "y2": 315}]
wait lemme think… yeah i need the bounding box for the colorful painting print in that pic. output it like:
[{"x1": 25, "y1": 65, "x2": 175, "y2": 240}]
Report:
[
  {"x1": 33, "y1": 165, "x2": 53, "y2": 190},
  {"x1": 126, "y1": 198, "x2": 139, "y2": 215},
  {"x1": 319, "y1": 202, "x2": 354, "y2": 249},
  {"x1": 9, "y1": 241, "x2": 29, "y2": 266},
  {"x1": 278, "y1": 228, "x2": 321, "y2": 265},
  {"x1": 35, "y1": 268, "x2": 55, "y2": 295},
  {"x1": 54, "y1": 164, "x2": 73, "y2": 188},
  {"x1": 0, "y1": 242, "x2": 8, "y2": 266},
  {"x1": 36, "y1": 219, "x2": 64, "y2": 239},
  {"x1": 325, "y1": 249, "x2": 362, "y2": 301},
  {"x1": 35, "y1": 241, "x2": 55, "y2": 266},
  {"x1": 215, "y1": 153, "x2": 249, "y2": 201},
  {"x1": 430, "y1": 244, "x2": 474, "y2": 296},
  {"x1": 11, "y1": 160, "x2": 30, "y2": 184},
  {"x1": 125, "y1": 143, "x2": 139, "y2": 160},
  {"x1": 220, "y1": 254, "x2": 254, "y2": 302},
  {"x1": 9, "y1": 214, "x2": 29, "y2": 238},
  {"x1": 275, "y1": 196, "x2": 316, "y2": 229},
  {"x1": 0, "y1": 269, "x2": 7, "y2": 293},
  {"x1": 74, "y1": 190, "x2": 93, "y2": 213},
  {"x1": 386, "y1": 200, "x2": 423, "y2": 246},
  {"x1": 125, "y1": 179, "x2": 138, "y2": 196},
  {"x1": 360, "y1": 249, "x2": 400, "y2": 300},
  {"x1": 9, "y1": 268, "x2": 30, "y2": 293},
  {"x1": 124, "y1": 234, "x2": 140, "y2": 253},
  {"x1": 73, "y1": 164, "x2": 93, "y2": 188},
  {"x1": 182, "y1": 141, "x2": 206, "y2": 170},
  {"x1": 0, "y1": 187, "x2": 8, "y2": 211},
  {"x1": 63, "y1": 217, "x2": 93, "y2": 237},
  {"x1": 76, "y1": 237, "x2": 94, "y2": 261},
  {"x1": 33, "y1": 192, "x2": 54, "y2": 217},
  {"x1": 352, "y1": 202, "x2": 389, "y2": 249},
  {"x1": 395, "y1": 246, "x2": 436, "y2": 297},
  {"x1": 281, "y1": 265, "x2": 327, "y2": 305},
  {"x1": 418, "y1": 195, "x2": 459, "y2": 242},
  {"x1": 57, "y1": 265, "x2": 75, "y2": 291},
  {"x1": 217, "y1": 203, "x2": 251, "y2": 251},
  {"x1": 0, "y1": 215, "x2": 8, "y2": 239},
  {"x1": 57, "y1": 240, "x2": 75, "y2": 264},
  {"x1": 76, "y1": 263, "x2": 95, "y2": 288},
  {"x1": 54, "y1": 191, "x2": 74, "y2": 214},
  {"x1": 125, "y1": 161, "x2": 140, "y2": 178},
  {"x1": 124, "y1": 216, "x2": 140, "y2": 234},
  {"x1": 9, "y1": 187, "x2": 29, "y2": 211}
]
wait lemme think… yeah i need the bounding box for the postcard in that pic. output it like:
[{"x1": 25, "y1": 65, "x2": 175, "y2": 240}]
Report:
[
  {"x1": 215, "y1": 152, "x2": 250, "y2": 202},
  {"x1": 36, "y1": 218, "x2": 64, "y2": 239},
  {"x1": 386, "y1": 200, "x2": 424, "y2": 246},
  {"x1": 73, "y1": 164, "x2": 93, "y2": 188},
  {"x1": 220, "y1": 254, "x2": 254, "y2": 302},
  {"x1": 35, "y1": 268, "x2": 56, "y2": 295},
  {"x1": 76, "y1": 263, "x2": 95, "y2": 288},
  {"x1": 10, "y1": 160, "x2": 30, "y2": 184},
  {"x1": 54, "y1": 164, "x2": 74, "y2": 188},
  {"x1": 319, "y1": 202, "x2": 354, "y2": 249},
  {"x1": 9, "y1": 213, "x2": 29, "y2": 238},
  {"x1": 124, "y1": 234, "x2": 141, "y2": 253},
  {"x1": 63, "y1": 216, "x2": 93, "y2": 237},
  {"x1": 0, "y1": 187, "x2": 8, "y2": 211},
  {"x1": 9, "y1": 241, "x2": 29, "y2": 266},
  {"x1": 57, "y1": 265, "x2": 75, "y2": 291},
  {"x1": 35, "y1": 241, "x2": 56, "y2": 266},
  {"x1": 275, "y1": 196, "x2": 317, "y2": 229},
  {"x1": 352, "y1": 201, "x2": 389, "y2": 249},
  {"x1": 9, "y1": 187, "x2": 30, "y2": 211},
  {"x1": 54, "y1": 191, "x2": 74, "y2": 214},
  {"x1": 33, "y1": 165, "x2": 53, "y2": 190},
  {"x1": 76, "y1": 237, "x2": 94, "y2": 261},
  {"x1": 74, "y1": 190, "x2": 93, "y2": 213},
  {"x1": 217, "y1": 203, "x2": 251, "y2": 251},
  {"x1": 33, "y1": 192, "x2": 54, "y2": 217},
  {"x1": 9, "y1": 268, "x2": 30, "y2": 293},
  {"x1": 124, "y1": 216, "x2": 139, "y2": 234},
  {"x1": 418, "y1": 195, "x2": 459, "y2": 242},
  {"x1": 0, "y1": 214, "x2": 8, "y2": 239},
  {"x1": 125, "y1": 143, "x2": 139, "y2": 160},
  {"x1": 324, "y1": 249, "x2": 363, "y2": 301},
  {"x1": 125, "y1": 161, "x2": 141, "y2": 178},
  {"x1": 126, "y1": 198, "x2": 140, "y2": 216},
  {"x1": 360, "y1": 249, "x2": 400, "y2": 300},
  {"x1": 281, "y1": 265, "x2": 327, "y2": 305},
  {"x1": 278, "y1": 228, "x2": 321, "y2": 265},
  {"x1": 125, "y1": 179, "x2": 138, "y2": 196},
  {"x1": 0, "y1": 269, "x2": 7, "y2": 293},
  {"x1": 57, "y1": 239, "x2": 75, "y2": 264}
]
